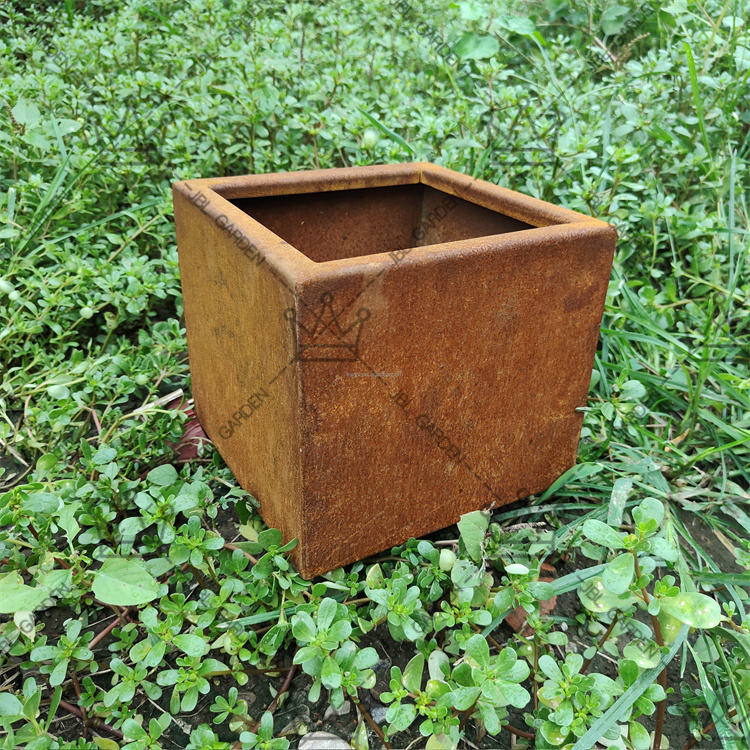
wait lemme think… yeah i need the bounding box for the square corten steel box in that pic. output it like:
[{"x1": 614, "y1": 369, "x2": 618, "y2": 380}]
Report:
[{"x1": 173, "y1": 163, "x2": 616, "y2": 578}]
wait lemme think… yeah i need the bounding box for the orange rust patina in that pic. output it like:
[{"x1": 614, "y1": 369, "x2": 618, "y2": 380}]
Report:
[{"x1": 173, "y1": 163, "x2": 616, "y2": 578}]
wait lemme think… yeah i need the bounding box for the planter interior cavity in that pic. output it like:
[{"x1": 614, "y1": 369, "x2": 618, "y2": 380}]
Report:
[
  {"x1": 228, "y1": 184, "x2": 534, "y2": 263},
  {"x1": 173, "y1": 162, "x2": 617, "y2": 578}
]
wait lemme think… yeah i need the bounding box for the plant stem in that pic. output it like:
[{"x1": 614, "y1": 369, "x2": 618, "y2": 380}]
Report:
[
  {"x1": 353, "y1": 690, "x2": 392, "y2": 750},
  {"x1": 533, "y1": 637, "x2": 539, "y2": 710},
  {"x1": 247, "y1": 651, "x2": 298, "y2": 733},
  {"x1": 188, "y1": 563, "x2": 208, "y2": 589},
  {"x1": 459, "y1": 696, "x2": 480, "y2": 731},
  {"x1": 581, "y1": 612, "x2": 619, "y2": 673},
  {"x1": 632, "y1": 552, "x2": 666, "y2": 750},
  {"x1": 504, "y1": 722, "x2": 536, "y2": 740},
  {"x1": 89, "y1": 612, "x2": 127, "y2": 649},
  {"x1": 57, "y1": 699, "x2": 123, "y2": 739},
  {"x1": 470, "y1": 623, "x2": 503, "y2": 652},
  {"x1": 70, "y1": 670, "x2": 88, "y2": 740},
  {"x1": 223, "y1": 542, "x2": 259, "y2": 565}
]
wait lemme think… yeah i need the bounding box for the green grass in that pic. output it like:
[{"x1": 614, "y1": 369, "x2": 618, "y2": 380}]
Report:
[{"x1": 0, "y1": 0, "x2": 749, "y2": 749}]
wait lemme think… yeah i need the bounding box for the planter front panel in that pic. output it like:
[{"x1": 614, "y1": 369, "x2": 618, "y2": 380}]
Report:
[{"x1": 173, "y1": 163, "x2": 616, "y2": 578}]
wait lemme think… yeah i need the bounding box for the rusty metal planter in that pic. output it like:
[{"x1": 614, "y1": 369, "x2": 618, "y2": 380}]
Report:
[{"x1": 172, "y1": 163, "x2": 616, "y2": 578}]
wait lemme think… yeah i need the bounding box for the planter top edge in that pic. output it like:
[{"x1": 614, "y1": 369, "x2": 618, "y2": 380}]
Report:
[
  {"x1": 418, "y1": 163, "x2": 607, "y2": 229},
  {"x1": 174, "y1": 162, "x2": 423, "y2": 200},
  {"x1": 297, "y1": 220, "x2": 617, "y2": 277},
  {"x1": 172, "y1": 164, "x2": 616, "y2": 279},
  {"x1": 173, "y1": 162, "x2": 612, "y2": 231}
]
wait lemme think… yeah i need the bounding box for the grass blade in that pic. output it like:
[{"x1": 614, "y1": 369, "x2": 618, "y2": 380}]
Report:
[
  {"x1": 683, "y1": 42, "x2": 712, "y2": 158},
  {"x1": 571, "y1": 625, "x2": 690, "y2": 750},
  {"x1": 687, "y1": 641, "x2": 739, "y2": 750}
]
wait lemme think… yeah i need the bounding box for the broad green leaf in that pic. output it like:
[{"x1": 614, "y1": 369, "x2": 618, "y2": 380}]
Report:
[
  {"x1": 425, "y1": 732, "x2": 454, "y2": 750},
  {"x1": 92, "y1": 445, "x2": 117, "y2": 465},
  {"x1": 607, "y1": 477, "x2": 632, "y2": 526},
  {"x1": 258, "y1": 528, "x2": 282, "y2": 550},
  {"x1": 0, "y1": 693, "x2": 24, "y2": 719},
  {"x1": 450, "y1": 686, "x2": 481, "y2": 710},
  {"x1": 56, "y1": 502, "x2": 81, "y2": 544},
  {"x1": 92, "y1": 558, "x2": 160, "y2": 605},
  {"x1": 619, "y1": 379, "x2": 647, "y2": 401},
  {"x1": 493, "y1": 587, "x2": 515, "y2": 611},
  {"x1": 623, "y1": 639, "x2": 662, "y2": 669},
  {"x1": 578, "y1": 576, "x2": 637, "y2": 614},
  {"x1": 551, "y1": 699, "x2": 573, "y2": 726},
  {"x1": 629, "y1": 720, "x2": 651, "y2": 750},
  {"x1": 46, "y1": 384, "x2": 70, "y2": 400},
  {"x1": 428, "y1": 650, "x2": 449, "y2": 681},
  {"x1": 386, "y1": 702, "x2": 416, "y2": 732},
  {"x1": 325, "y1": 620, "x2": 351, "y2": 646},
  {"x1": 602, "y1": 553, "x2": 634, "y2": 595},
  {"x1": 657, "y1": 610, "x2": 683, "y2": 645},
  {"x1": 402, "y1": 654, "x2": 425, "y2": 694},
  {"x1": 354, "y1": 647, "x2": 379, "y2": 670},
  {"x1": 692, "y1": 634, "x2": 721, "y2": 662},
  {"x1": 0, "y1": 574, "x2": 51, "y2": 614},
  {"x1": 457, "y1": 510, "x2": 489, "y2": 562},
  {"x1": 11, "y1": 99, "x2": 41, "y2": 127},
  {"x1": 581, "y1": 519, "x2": 626, "y2": 550},
  {"x1": 451, "y1": 559, "x2": 482, "y2": 589},
  {"x1": 499, "y1": 682, "x2": 531, "y2": 709},
  {"x1": 454, "y1": 33, "x2": 500, "y2": 60},
  {"x1": 147, "y1": 464, "x2": 178, "y2": 486},
  {"x1": 633, "y1": 497, "x2": 664, "y2": 528},
  {"x1": 538, "y1": 654, "x2": 562, "y2": 681},
  {"x1": 317, "y1": 597, "x2": 338, "y2": 631},
  {"x1": 648, "y1": 536, "x2": 678, "y2": 563},
  {"x1": 292, "y1": 612, "x2": 317, "y2": 642},
  {"x1": 734, "y1": 45, "x2": 750, "y2": 71},
  {"x1": 321, "y1": 656, "x2": 342, "y2": 689},
  {"x1": 23, "y1": 492, "x2": 59, "y2": 514},
  {"x1": 122, "y1": 718, "x2": 148, "y2": 741},
  {"x1": 540, "y1": 721, "x2": 568, "y2": 746},
  {"x1": 259, "y1": 623, "x2": 288, "y2": 655},
  {"x1": 466, "y1": 634, "x2": 490, "y2": 669},
  {"x1": 600, "y1": 4, "x2": 629, "y2": 34},
  {"x1": 618, "y1": 659, "x2": 639, "y2": 688},
  {"x1": 497, "y1": 14, "x2": 538, "y2": 35},
  {"x1": 93, "y1": 739, "x2": 120, "y2": 750},
  {"x1": 528, "y1": 581, "x2": 555, "y2": 600},
  {"x1": 351, "y1": 720, "x2": 368, "y2": 750},
  {"x1": 659, "y1": 592, "x2": 721, "y2": 629},
  {"x1": 173, "y1": 634, "x2": 209, "y2": 657},
  {"x1": 35, "y1": 454, "x2": 58, "y2": 478}
]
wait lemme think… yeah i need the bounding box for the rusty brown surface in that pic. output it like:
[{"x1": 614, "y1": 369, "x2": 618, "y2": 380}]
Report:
[{"x1": 173, "y1": 163, "x2": 616, "y2": 578}]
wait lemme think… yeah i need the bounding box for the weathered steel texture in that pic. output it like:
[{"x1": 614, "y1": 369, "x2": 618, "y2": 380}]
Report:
[{"x1": 173, "y1": 163, "x2": 616, "y2": 578}]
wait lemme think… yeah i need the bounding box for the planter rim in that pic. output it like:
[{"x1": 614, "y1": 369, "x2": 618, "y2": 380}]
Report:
[{"x1": 172, "y1": 161, "x2": 614, "y2": 283}]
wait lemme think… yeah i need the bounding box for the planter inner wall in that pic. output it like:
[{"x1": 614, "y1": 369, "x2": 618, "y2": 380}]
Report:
[{"x1": 229, "y1": 184, "x2": 534, "y2": 262}]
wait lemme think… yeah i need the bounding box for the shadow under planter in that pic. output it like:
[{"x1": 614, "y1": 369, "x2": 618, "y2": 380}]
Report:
[{"x1": 173, "y1": 163, "x2": 616, "y2": 578}]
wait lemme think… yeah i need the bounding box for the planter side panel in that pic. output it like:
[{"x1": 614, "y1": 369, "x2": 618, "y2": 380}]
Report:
[
  {"x1": 173, "y1": 188, "x2": 303, "y2": 549},
  {"x1": 294, "y1": 224, "x2": 615, "y2": 576}
]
